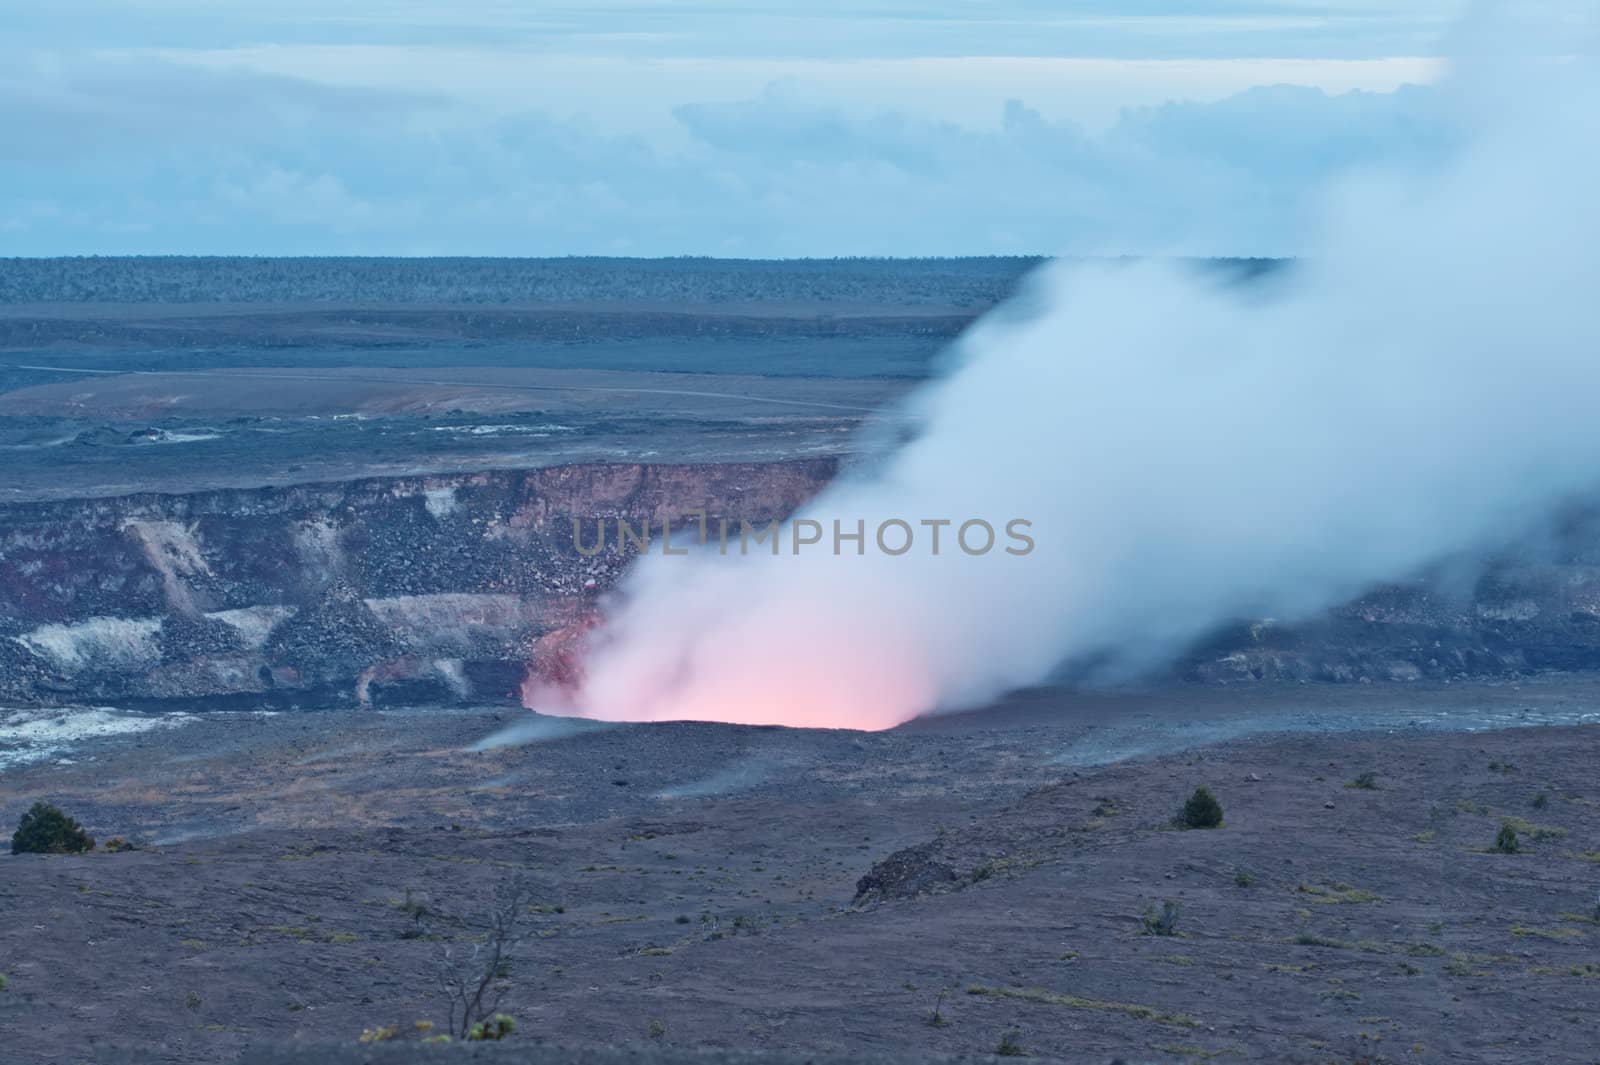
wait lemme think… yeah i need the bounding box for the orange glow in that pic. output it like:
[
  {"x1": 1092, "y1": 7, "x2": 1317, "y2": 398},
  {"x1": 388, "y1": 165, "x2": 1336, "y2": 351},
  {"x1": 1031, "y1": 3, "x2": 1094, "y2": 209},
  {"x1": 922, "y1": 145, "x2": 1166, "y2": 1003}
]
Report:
[
  {"x1": 523, "y1": 606, "x2": 934, "y2": 733},
  {"x1": 525, "y1": 529, "x2": 945, "y2": 732}
]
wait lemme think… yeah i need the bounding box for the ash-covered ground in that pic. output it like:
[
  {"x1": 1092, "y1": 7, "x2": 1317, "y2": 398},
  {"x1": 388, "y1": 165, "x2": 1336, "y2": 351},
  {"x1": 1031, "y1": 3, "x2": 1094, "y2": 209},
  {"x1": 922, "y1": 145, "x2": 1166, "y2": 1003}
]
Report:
[{"x1": 2, "y1": 683, "x2": 1599, "y2": 1065}]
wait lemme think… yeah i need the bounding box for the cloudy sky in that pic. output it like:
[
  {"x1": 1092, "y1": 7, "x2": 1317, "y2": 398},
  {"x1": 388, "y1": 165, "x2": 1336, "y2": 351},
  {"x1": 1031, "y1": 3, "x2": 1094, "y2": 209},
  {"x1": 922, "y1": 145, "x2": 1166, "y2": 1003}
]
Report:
[{"x1": 3, "y1": 2, "x2": 1475, "y2": 257}]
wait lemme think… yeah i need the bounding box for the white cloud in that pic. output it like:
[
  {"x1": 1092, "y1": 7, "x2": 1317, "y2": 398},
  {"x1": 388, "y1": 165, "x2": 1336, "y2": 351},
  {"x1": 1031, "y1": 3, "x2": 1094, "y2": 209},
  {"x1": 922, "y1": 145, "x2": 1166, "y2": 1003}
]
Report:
[
  {"x1": 0, "y1": 1, "x2": 1478, "y2": 255},
  {"x1": 146, "y1": 44, "x2": 1442, "y2": 137},
  {"x1": 0, "y1": 49, "x2": 1454, "y2": 256}
]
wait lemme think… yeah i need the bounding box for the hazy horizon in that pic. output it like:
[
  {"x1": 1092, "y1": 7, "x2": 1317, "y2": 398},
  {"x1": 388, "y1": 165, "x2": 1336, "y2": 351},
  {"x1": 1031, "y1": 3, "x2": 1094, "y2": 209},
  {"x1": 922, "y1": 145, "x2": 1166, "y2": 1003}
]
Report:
[{"x1": 3, "y1": 1, "x2": 1475, "y2": 258}]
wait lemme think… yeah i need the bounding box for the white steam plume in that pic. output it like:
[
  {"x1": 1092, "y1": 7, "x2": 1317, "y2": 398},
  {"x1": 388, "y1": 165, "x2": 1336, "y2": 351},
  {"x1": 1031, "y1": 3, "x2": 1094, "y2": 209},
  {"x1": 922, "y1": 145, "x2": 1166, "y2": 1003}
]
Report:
[{"x1": 551, "y1": 13, "x2": 1600, "y2": 731}]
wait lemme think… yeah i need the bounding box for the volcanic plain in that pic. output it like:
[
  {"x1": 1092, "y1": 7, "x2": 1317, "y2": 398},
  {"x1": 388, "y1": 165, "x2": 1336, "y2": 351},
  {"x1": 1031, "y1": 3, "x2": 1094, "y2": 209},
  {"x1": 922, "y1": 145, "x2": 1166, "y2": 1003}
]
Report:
[{"x1": 2, "y1": 684, "x2": 1599, "y2": 1065}]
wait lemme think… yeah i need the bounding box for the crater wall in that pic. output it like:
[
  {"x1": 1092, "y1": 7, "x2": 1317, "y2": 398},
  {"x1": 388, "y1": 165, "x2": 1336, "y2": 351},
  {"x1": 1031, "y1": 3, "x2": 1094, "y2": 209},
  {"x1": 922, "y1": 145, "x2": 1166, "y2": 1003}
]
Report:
[
  {"x1": 0, "y1": 461, "x2": 835, "y2": 709},
  {"x1": 7, "y1": 461, "x2": 1600, "y2": 710}
]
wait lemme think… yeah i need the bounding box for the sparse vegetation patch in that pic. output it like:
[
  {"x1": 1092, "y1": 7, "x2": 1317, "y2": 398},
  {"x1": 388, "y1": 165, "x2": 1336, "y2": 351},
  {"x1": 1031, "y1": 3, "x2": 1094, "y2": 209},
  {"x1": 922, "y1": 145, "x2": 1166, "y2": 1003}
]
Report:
[
  {"x1": 1297, "y1": 881, "x2": 1380, "y2": 904},
  {"x1": 1501, "y1": 817, "x2": 1566, "y2": 842}
]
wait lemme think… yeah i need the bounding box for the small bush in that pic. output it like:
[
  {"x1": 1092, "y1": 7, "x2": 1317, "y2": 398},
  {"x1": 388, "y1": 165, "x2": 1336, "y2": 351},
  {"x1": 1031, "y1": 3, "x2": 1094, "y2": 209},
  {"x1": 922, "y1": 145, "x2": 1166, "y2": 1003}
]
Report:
[
  {"x1": 995, "y1": 1030, "x2": 1028, "y2": 1057},
  {"x1": 11, "y1": 802, "x2": 95, "y2": 855},
  {"x1": 467, "y1": 1014, "x2": 515, "y2": 1041},
  {"x1": 1493, "y1": 822, "x2": 1520, "y2": 854},
  {"x1": 103, "y1": 837, "x2": 136, "y2": 853},
  {"x1": 1179, "y1": 787, "x2": 1223, "y2": 829},
  {"x1": 397, "y1": 888, "x2": 432, "y2": 939},
  {"x1": 1532, "y1": 792, "x2": 1549, "y2": 810},
  {"x1": 1141, "y1": 900, "x2": 1180, "y2": 936},
  {"x1": 1346, "y1": 772, "x2": 1379, "y2": 790}
]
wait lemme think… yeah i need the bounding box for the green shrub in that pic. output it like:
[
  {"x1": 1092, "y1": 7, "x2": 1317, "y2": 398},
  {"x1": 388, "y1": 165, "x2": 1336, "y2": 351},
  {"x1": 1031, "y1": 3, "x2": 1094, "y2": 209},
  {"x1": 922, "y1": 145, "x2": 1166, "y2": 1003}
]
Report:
[
  {"x1": 1179, "y1": 787, "x2": 1224, "y2": 829},
  {"x1": 1493, "y1": 821, "x2": 1520, "y2": 854},
  {"x1": 11, "y1": 802, "x2": 95, "y2": 855},
  {"x1": 467, "y1": 1014, "x2": 515, "y2": 1041},
  {"x1": 995, "y1": 1030, "x2": 1027, "y2": 1057},
  {"x1": 1141, "y1": 900, "x2": 1180, "y2": 936}
]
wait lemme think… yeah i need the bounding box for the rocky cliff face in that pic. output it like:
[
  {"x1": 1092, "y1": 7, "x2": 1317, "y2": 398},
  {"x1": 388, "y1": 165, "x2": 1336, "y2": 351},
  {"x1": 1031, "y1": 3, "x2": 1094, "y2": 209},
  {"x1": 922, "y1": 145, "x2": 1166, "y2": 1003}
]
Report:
[
  {"x1": 7, "y1": 460, "x2": 1600, "y2": 710},
  {"x1": 1175, "y1": 508, "x2": 1600, "y2": 686},
  {"x1": 0, "y1": 461, "x2": 836, "y2": 710}
]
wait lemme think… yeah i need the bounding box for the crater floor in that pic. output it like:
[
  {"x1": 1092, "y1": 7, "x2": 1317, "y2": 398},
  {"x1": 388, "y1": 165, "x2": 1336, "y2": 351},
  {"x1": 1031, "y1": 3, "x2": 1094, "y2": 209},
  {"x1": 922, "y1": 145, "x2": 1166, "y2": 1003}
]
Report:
[{"x1": 2, "y1": 683, "x2": 1597, "y2": 1064}]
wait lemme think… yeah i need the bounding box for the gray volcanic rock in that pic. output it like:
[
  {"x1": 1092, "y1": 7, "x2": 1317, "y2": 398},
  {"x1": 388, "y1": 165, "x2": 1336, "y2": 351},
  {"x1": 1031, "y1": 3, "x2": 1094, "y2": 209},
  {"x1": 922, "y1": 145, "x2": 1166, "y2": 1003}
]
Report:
[
  {"x1": 264, "y1": 581, "x2": 410, "y2": 680},
  {"x1": 0, "y1": 637, "x2": 62, "y2": 700},
  {"x1": 157, "y1": 612, "x2": 245, "y2": 663},
  {"x1": 854, "y1": 839, "x2": 961, "y2": 904}
]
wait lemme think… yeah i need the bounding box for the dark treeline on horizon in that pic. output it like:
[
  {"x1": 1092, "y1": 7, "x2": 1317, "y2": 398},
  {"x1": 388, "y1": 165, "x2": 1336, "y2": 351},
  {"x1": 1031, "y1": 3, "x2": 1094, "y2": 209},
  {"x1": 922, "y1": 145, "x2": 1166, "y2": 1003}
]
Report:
[{"x1": 0, "y1": 256, "x2": 1288, "y2": 307}]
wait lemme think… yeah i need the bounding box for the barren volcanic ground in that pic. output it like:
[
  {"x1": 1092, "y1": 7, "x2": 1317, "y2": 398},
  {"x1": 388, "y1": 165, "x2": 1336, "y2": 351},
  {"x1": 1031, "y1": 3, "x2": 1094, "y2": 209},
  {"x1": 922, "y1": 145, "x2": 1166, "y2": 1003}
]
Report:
[{"x1": 2, "y1": 685, "x2": 1599, "y2": 1065}]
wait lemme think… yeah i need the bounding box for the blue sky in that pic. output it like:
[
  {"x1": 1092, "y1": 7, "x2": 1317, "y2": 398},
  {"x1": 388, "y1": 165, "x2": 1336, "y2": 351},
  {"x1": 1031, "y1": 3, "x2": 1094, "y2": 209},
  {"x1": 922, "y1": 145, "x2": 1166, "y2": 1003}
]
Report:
[{"x1": 2, "y1": 2, "x2": 1471, "y2": 257}]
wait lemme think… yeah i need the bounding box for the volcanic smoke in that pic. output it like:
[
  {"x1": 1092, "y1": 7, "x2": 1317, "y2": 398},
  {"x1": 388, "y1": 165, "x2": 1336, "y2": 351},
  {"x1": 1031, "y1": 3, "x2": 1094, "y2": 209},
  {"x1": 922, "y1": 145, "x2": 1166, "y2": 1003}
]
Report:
[{"x1": 540, "y1": 14, "x2": 1600, "y2": 731}]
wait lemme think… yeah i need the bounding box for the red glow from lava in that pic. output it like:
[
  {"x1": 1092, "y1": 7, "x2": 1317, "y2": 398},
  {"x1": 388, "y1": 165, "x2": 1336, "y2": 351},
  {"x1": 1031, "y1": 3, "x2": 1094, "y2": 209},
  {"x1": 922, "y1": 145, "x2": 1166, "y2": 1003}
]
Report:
[
  {"x1": 523, "y1": 615, "x2": 933, "y2": 733},
  {"x1": 523, "y1": 547, "x2": 943, "y2": 732}
]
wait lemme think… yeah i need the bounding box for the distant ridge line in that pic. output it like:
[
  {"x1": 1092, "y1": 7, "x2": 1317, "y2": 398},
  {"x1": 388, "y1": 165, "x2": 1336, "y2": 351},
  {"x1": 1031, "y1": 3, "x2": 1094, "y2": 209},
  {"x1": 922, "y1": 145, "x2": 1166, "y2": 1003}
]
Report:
[{"x1": 0, "y1": 256, "x2": 1287, "y2": 306}]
